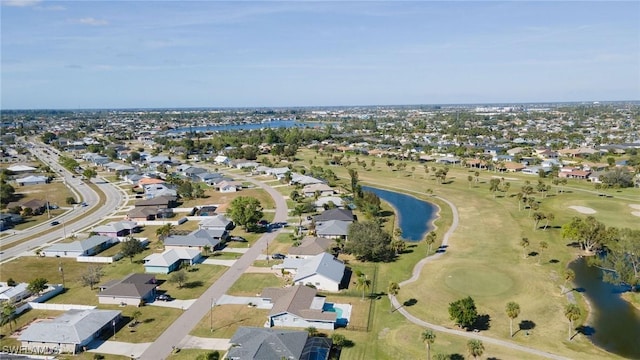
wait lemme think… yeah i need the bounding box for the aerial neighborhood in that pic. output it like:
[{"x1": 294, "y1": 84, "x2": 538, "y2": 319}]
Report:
[{"x1": 0, "y1": 103, "x2": 639, "y2": 360}]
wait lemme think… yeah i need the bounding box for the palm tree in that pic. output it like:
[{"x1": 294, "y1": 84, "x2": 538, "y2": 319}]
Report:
[
  {"x1": 532, "y1": 212, "x2": 546, "y2": 230},
  {"x1": 424, "y1": 232, "x2": 437, "y2": 255},
  {"x1": 562, "y1": 269, "x2": 575, "y2": 294},
  {"x1": 474, "y1": 171, "x2": 480, "y2": 183},
  {"x1": 292, "y1": 204, "x2": 306, "y2": 231},
  {"x1": 505, "y1": 302, "x2": 520, "y2": 337},
  {"x1": 391, "y1": 238, "x2": 406, "y2": 255},
  {"x1": 520, "y1": 237, "x2": 530, "y2": 259},
  {"x1": 467, "y1": 175, "x2": 473, "y2": 188},
  {"x1": 544, "y1": 212, "x2": 555, "y2": 230},
  {"x1": 466, "y1": 339, "x2": 484, "y2": 359},
  {"x1": 0, "y1": 302, "x2": 17, "y2": 335},
  {"x1": 156, "y1": 223, "x2": 174, "y2": 241},
  {"x1": 356, "y1": 274, "x2": 371, "y2": 301},
  {"x1": 539, "y1": 241, "x2": 548, "y2": 264},
  {"x1": 564, "y1": 304, "x2": 581, "y2": 340},
  {"x1": 421, "y1": 329, "x2": 436, "y2": 360},
  {"x1": 388, "y1": 282, "x2": 400, "y2": 312}
]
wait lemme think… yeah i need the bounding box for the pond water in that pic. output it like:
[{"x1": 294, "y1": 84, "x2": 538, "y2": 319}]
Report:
[
  {"x1": 361, "y1": 186, "x2": 437, "y2": 241},
  {"x1": 569, "y1": 257, "x2": 640, "y2": 358}
]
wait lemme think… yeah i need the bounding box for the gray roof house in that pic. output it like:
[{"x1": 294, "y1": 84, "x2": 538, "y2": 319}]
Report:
[
  {"x1": 18, "y1": 309, "x2": 122, "y2": 355},
  {"x1": 97, "y1": 273, "x2": 157, "y2": 306},
  {"x1": 313, "y1": 208, "x2": 354, "y2": 222},
  {"x1": 315, "y1": 220, "x2": 350, "y2": 239},
  {"x1": 262, "y1": 285, "x2": 337, "y2": 330},
  {"x1": 92, "y1": 221, "x2": 140, "y2": 238},
  {"x1": 42, "y1": 235, "x2": 118, "y2": 258},
  {"x1": 15, "y1": 175, "x2": 48, "y2": 186},
  {"x1": 0, "y1": 282, "x2": 31, "y2": 303},
  {"x1": 227, "y1": 327, "x2": 331, "y2": 360},
  {"x1": 199, "y1": 214, "x2": 233, "y2": 231},
  {"x1": 143, "y1": 248, "x2": 202, "y2": 274},
  {"x1": 163, "y1": 229, "x2": 224, "y2": 251}
]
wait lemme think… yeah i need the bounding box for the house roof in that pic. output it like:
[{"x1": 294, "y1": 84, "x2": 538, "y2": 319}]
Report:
[
  {"x1": 0, "y1": 283, "x2": 30, "y2": 300},
  {"x1": 315, "y1": 220, "x2": 350, "y2": 237},
  {"x1": 93, "y1": 221, "x2": 139, "y2": 234},
  {"x1": 199, "y1": 214, "x2": 232, "y2": 229},
  {"x1": 135, "y1": 195, "x2": 174, "y2": 207},
  {"x1": 313, "y1": 208, "x2": 354, "y2": 222},
  {"x1": 314, "y1": 196, "x2": 344, "y2": 208},
  {"x1": 228, "y1": 327, "x2": 309, "y2": 360},
  {"x1": 288, "y1": 237, "x2": 333, "y2": 256},
  {"x1": 127, "y1": 207, "x2": 159, "y2": 218},
  {"x1": 294, "y1": 253, "x2": 345, "y2": 285},
  {"x1": 264, "y1": 285, "x2": 336, "y2": 322},
  {"x1": 98, "y1": 273, "x2": 156, "y2": 299},
  {"x1": 7, "y1": 165, "x2": 36, "y2": 172},
  {"x1": 45, "y1": 235, "x2": 115, "y2": 253},
  {"x1": 302, "y1": 183, "x2": 333, "y2": 194},
  {"x1": 138, "y1": 178, "x2": 165, "y2": 186},
  {"x1": 143, "y1": 248, "x2": 200, "y2": 267},
  {"x1": 19, "y1": 199, "x2": 47, "y2": 209},
  {"x1": 163, "y1": 231, "x2": 221, "y2": 248},
  {"x1": 16, "y1": 175, "x2": 48, "y2": 183},
  {"x1": 18, "y1": 309, "x2": 121, "y2": 345}
]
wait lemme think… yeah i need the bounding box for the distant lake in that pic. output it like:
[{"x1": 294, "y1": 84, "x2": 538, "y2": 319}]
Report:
[
  {"x1": 169, "y1": 120, "x2": 325, "y2": 133},
  {"x1": 362, "y1": 186, "x2": 437, "y2": 241}
]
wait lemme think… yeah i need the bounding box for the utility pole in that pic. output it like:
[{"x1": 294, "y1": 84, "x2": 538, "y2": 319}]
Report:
[
  {"x1": 45, "y1": 194, "x2": 51, "y2": 219},
  {"x1": 59, "y1": 261, "x2": 65, "y2": 288}
]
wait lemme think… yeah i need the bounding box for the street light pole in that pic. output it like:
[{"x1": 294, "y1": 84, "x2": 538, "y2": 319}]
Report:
[
  {"x1": 59, "y1": 261, "x2": 65, "y2": 288},
  {"x1": 210, "y1": 298, "x2": 215, "y2": 332}
]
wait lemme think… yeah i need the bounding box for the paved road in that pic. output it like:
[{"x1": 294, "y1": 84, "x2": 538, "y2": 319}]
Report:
[
  {"x1": 0, "y1": 142, "x2": 125, "y2": 263},
  {"x1": 139, "y1": 175, "x2": 289, "y2": 360}
]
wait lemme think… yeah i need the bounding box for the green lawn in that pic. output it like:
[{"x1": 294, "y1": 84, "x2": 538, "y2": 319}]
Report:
[{"x1": 227, "y1": 274, "x2": 284, "y2": 296}]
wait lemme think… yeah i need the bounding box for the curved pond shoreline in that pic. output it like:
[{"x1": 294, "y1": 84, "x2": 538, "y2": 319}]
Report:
[
  {"x1": 569, "y1": 257, "x2": 640, "y2": 358},
  {"x1": 362, "y1": 185, "x2": 438, "y2": 241}
]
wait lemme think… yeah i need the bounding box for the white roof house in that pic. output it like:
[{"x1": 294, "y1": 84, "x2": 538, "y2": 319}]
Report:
[
  {"x1": 0, "y1": 283, "x2": 31, "y2": 303},
  {"x1": 315, "y1": 220, "x2": 350, "y2": 239},
  {"x1": 199, "y1": 214, "x2": 233, "y2": 230},
  {"x1": 15, "y1": 175, "x2": 48, "y2": 186},
  {"x1": 7, "y1": 165, "x2": 36, "y2": 172},
  {"x1": 279, "y1": 253, "x2": 345, "y2": 292},
  {"x1": 42, "y1": 236, "x2": 118, "y2": 258}
]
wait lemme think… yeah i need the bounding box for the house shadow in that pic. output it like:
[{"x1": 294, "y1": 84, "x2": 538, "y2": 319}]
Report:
[{"x1": 339, "y1": 267, "x2": 353, "y2": 290}]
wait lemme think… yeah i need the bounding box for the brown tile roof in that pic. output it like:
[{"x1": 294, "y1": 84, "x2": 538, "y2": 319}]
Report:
[{"x1": 264, "y1": 285, "x2": 336, "y2": 322}]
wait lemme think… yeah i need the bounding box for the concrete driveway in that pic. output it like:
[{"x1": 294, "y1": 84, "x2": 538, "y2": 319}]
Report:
[
  {"x1": 178, "y1": 335, "x2": 230, "y2": 351},
  {"x1": 147, "y1": 299, "x2": 197, "y2": 310},
  {"x1": 88, "y1": 340, "x2": 151, "y2": 358}
]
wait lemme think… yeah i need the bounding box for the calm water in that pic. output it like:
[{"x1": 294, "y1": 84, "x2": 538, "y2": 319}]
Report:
[
  {"x1": 362, "y1": 186, "x2": 437, "y2": 241},
  {"x1": 169, "y1": 120, "x2": 324, "y2": 133},
  {"x1": 569, "y1": 257, "x2": 640, "y2": 358}
]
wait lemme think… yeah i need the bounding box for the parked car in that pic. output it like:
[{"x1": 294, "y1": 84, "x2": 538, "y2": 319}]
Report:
[
  {"x1": 81, "y1": 202, "x2": 88, "y2": 207},
  {"x1": 156, "y1": 294, "x2": 172, "y2": 301},
  {"x1": 271, "y1": 253, "x2": 285, "y2": 260},
  {"x1": 50, "y1": 221, "x2": 60, "y2": 226}
]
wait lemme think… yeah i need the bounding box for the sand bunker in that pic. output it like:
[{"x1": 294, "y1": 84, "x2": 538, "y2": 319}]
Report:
[
  {"x1": 632, "y1": 212, "x2": 640, "y2": 217},
  {"x1": 629, "y1": 204, "x2": 640, "y2": 210},
  {"x1": 568, "y1": 206, "x2": 597, "y2": 214}
]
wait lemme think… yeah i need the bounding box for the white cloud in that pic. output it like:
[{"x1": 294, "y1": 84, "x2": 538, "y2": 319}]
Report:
[
  {"x1": 2, "y1": 0, "x2": 42, "y2": 7},
  {"x1": 78, "y1": 17, "x2": 108, "y2": 26}
]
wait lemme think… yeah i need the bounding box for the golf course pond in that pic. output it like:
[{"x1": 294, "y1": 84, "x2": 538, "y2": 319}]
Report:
[
  {"x1": 569, "y1": 257, "x2": 640, "y2": 358},
  {"x1": 362, "y1": 186, "x2": 437, "y2": 241}
]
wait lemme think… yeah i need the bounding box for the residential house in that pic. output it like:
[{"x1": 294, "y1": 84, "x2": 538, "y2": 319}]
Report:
[
  {"x1": 0, "y1": 213, "x2": 22, "y2": 231},
  {"x1": 42, "y1": 235, "x2": 118, "y2": 258},
  {"x1": 0, "y1": 283, "x2": 31, "y2": 303},
  {"x1": 15, "y1": 175, "x2": 48, "y2": 186},
  {"x1": 97, "y1": 273, "x2": 157, "y2": 306},
  {"x1": 143, "y1": 183, "x2": 177, "y2": 199},
  {"x1": 18, "y1": 309, "x2": 122, "y2": 355},
  {"x1": 92, "y1": 221, "x2": 140, "y2": 238},
  {"x1": 290, "y1": 173, "x2": 324, "y2": 185},
  {"x1": 163, "y1": 229, "x2": 224, "y2": 252},
  {"x1": 262, "y1": 285, "x2": 337, "y2": 330},
  {"x1": 314, "y1": 196, "x2": 345, "y2": 209},
  {"x1": 302, "y1": 183, "x2": 335, "y2": 198},
  {"x1": 275, "y1": 253, "x2": 345, "y2": 292},
  {"x1": 313, "y1": 208, "x2": 355, "y2": 223},
  {"x1": 143, "y1": 248, "x2": 202, "y2": 274},
  {"x1": 213, "y1": 155, "x2": 230, "y2": 166},
  {"x1": 199, "y1": 214, "x2": 233, "y2": 231},
  {"x1": 227, "y1": 327, "x2": 331, "y2": 360},
  {"x1": 6, "y1": 164, "x2": 37, "y2": 173},
  {"x1": 315, "y1": 220, "x2": 350, "y2": 239},
  {"x1": 287, "y1": 236, "x2": 333, "y2": 259},
  {"x1": 215, "y1": 180, "x2": 242, "y2": 193},
  {"x1": 146, "y1": 155, "x2": 172, "y2": 165}
]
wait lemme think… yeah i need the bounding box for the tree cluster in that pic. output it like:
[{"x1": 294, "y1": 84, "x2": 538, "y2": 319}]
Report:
[
  {"x1": 448, "y1": 296, "x2": 479, "y2": 329},
  {"x1": 344, "y1": 221, "x2": 394, "y2": 262},
  {"x1": 227, "y1": 196, "x2": 263, "y2": 231}
]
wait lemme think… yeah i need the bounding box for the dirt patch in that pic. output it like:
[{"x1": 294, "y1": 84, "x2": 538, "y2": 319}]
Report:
[
  {"x1": 629, "y1": 204, "x2": 640, "y2": 210},
  {"x1": 568, "y1": 206, "x2": 597, "y2": 214}
]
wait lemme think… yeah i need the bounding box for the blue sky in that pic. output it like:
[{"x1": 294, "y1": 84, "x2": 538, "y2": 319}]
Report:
[{"x1": 1, "y1": 1, "x2": 639, "y2": 109}]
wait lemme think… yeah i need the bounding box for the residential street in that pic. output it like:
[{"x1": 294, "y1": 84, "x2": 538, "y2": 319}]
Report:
[{"x1": 139, "y1": 175, "x2": 289, "y2": 360}]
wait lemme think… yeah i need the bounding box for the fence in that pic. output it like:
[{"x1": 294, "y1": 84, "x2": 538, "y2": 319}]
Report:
[
  {"x1": 76, "y1": 253, "x2": 122, "y2": 263},
  {"x1": 29, "y1": 303, "x2": 95, "y2": 311}
]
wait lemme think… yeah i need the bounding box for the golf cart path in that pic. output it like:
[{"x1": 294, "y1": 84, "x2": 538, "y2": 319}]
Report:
[{"x1": 364, "y1": 182, "x2": 571, "y2": 360}]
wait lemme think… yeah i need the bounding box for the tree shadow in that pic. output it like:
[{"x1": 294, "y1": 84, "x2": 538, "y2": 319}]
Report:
[
  {"x1": 566, "y1": 242, "x2": 581, "y2": 248},
  {"x1": 528, "y1": 251, "x2": 539, "y2": 257},
  {"x1": 450, "y1": 354, "x2": 464, "y2": 360},
  {"x1": 472, "y1": 314, "x2": 491, "y2": 331},
  {"x1": 519, "y1": 320, "x2": 536, "y2": 331},
  {"x1": 403, "y1": 298, "x2": 418, "y2": 307},
  {"x1": 143, "y1": 318, "x2": 155, "y2": 324},
  {"x1": 549, "y1": 259, "x2": 560, "y2": 264},
  {"x1": 577, "y1": 325, "x2": 596, "y2": 336},
  {"x1": 379, "y1": 210, "x2": 394, "y2": 217},
  {"x1": 182, "y1": 280, "x2": 203, "y2": 289}
]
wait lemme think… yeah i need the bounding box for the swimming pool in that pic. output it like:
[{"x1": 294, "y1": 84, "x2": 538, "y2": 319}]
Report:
[
  {"x1": 322, "y1": 303, "x2": 343, "y2": 318},
  {"x1": 322, "y1": 302, "x2": 352, "y2": 327}
]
